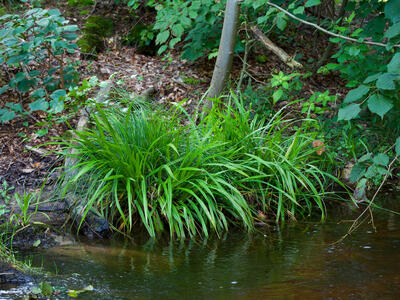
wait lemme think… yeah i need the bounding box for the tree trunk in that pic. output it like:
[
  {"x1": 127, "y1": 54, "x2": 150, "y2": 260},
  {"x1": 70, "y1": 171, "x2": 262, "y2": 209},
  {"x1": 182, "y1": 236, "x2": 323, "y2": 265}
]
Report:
[{"x1": 207, "y1": 0, "x2": 241, "y2": 108}]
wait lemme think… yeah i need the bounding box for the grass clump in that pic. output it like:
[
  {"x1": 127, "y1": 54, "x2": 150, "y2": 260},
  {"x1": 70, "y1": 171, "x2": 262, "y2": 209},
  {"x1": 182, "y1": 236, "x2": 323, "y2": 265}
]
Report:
[{"x1": 60, "y1": 93, "x2": 339, "y2": 239}]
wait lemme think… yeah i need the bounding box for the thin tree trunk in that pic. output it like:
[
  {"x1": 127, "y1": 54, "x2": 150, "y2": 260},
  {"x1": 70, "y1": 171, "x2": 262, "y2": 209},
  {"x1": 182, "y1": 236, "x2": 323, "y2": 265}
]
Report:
[{"x1": 207, "y1": 0, "x2": 241, "y2": 109}]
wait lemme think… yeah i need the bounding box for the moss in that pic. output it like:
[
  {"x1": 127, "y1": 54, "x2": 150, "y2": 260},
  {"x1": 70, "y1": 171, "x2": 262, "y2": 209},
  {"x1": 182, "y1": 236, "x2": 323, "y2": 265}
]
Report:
[
  {"x1": 123, "y1": 23, "x2": 157, "y2": 56},
  {"x1": 0, "y1": 5, "x2": 7, "y2": 16},
  {"x1": 182, "y1": 77, "x2": 205, "y2": 85},
  {"x1": 77, "y1": 33, "x2": 103, "y2": 56},
  {"x1": 84, "y1": 16, "x2": 114, "y2": 37},
  {"x1": 79, "y1": 9, "x2": 89, "y2": 15},
  {"x1": 68, "y1": 0, "x2": 94, "y2": 7}
]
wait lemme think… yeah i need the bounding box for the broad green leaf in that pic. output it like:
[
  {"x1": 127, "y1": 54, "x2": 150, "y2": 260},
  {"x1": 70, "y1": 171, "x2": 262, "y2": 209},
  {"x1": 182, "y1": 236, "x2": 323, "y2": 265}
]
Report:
[
  {"x1": 62, "y1": 25, "x2": 79, "y2": 32},
  {"x1": 364, "y1": 73, "x2": 381, "y2": 83},
  {"x1": 6, "y1": 103, "x2": 23, "y2": 112},
  {"x1": 373, "y1": 153, "x2": 389, "y2": 166},
  {"x1": 62, "y1": 33, "x2": 78, "y2": 40},
  {"x1": 49, "y1": 98, "x2": 64, "y2": 113},
  {"x1": 396, "y1": 137, "x2": 400, "y2": 156},
  {"x1": 156, "y1": 30, "x2": 170, "y2": 45},
  {"x1": 385, "y1": 0, "x2": 400, "y2": 23},
  {"x1": 157, "y1": 44, "x2": 168, "y2": 55},
  {"x1": 305, "y1": 0, "x2": 320, "y2": 7},
  {"x1": 0, "y1": 85, "x2": 9, "y2": 95},
  {"x1": 31, "y1": 88, "x2": 46, "y2": 99},
  {"x1": 384, "y1": 22, "x2": 400, "y2": 39},
  {"x1": 32, "y1": 239, "x2": 41, "y2": 247},
  {"x1": 273, "y1": 89, "x2": 283, "y2": 103},
  {"x1": 367, "y1": 94, "x2": 393, "y2": 118},
  {"x1": 359, "y1": 153, "x2": 372, "y2": 163},
  {"x1": 50, "y1": 89, "x2": 66, "y2": 100},
  {"x1": 0, "y1": 110, "x2": 15, "y2": 122},
  {"x1": 39, "y1": 281, "x2": 53, "y2": 297},
  {"x1": 344, "y1": 85, "x2": 369, "y2": 103},
  {"x1": 171, "y1": 24, "x2": 184, "y2": 38},
  {"x1": 17, "y1": 78, "x2": 36, "y2": 93},
  {"x1": 387, "y1": 53, "x2": 400, "y2": 74},
  {"x1": 350, "y1": 163, "x2": 366, "y2": 183},
  {"x1": 276, "y1": 13, "x2": 287, "y2": 31},
  {"x1": 29, "y1": 98, "x2": 49, "y2": 111},
  {"x1": 376, "y1": 73, "x2": 396, "y2": 90},
  {"x1": 338, "y1": 103, "x2": 361, "y2": 121},
  {"x1": 293, "y1": 6, "x2": 305, "y2": 15}
]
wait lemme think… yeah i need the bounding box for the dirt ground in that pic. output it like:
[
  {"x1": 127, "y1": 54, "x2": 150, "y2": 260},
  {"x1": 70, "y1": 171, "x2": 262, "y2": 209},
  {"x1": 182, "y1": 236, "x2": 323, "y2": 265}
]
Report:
[{"x1": 0, "y1": 0, "x2": 348, "y2": 201}]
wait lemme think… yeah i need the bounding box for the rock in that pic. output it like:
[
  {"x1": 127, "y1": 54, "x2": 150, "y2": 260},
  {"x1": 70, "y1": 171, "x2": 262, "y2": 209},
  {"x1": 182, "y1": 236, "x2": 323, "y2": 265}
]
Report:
[{"x1": 0, "y1": 262, "x2": 32, "y2": 285}]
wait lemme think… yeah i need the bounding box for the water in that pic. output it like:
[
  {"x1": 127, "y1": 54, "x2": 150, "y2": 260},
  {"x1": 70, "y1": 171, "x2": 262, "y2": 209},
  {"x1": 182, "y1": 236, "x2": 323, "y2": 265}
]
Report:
[{"x1": 3, "y1": 204, "x2": 400, "y2": 299}]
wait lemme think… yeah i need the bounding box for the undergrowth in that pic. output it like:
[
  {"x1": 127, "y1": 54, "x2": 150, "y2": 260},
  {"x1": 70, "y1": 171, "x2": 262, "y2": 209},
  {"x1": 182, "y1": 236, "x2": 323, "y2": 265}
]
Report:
[{"x1": 58, "y1": 92, "x2": 341, "y2": 239}]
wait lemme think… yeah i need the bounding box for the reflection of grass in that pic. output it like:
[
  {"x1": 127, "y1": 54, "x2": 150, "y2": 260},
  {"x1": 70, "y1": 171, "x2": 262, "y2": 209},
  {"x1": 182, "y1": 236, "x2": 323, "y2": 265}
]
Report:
[{"x1": 60, "y1": 91, "x2": 341, "y2": 239}]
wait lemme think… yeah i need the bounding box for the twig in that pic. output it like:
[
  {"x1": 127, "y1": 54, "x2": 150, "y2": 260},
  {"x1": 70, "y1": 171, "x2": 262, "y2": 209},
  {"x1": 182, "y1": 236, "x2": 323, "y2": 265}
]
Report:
[
  {"x1": 251, "y1": 25, "x2": 303, "y2": 69},
  {"x1": 266, "y1": 2, "x2": 400, "y2": 49},
  {"x1": 334, "y1": 155, "x2": 398, "y2": 244}
]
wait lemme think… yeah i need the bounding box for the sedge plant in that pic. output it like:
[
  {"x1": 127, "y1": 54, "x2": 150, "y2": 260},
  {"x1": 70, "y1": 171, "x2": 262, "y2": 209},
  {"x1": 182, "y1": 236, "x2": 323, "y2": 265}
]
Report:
[{"x1": 59, "y1": 91, "x2": 342, "y2": 238}]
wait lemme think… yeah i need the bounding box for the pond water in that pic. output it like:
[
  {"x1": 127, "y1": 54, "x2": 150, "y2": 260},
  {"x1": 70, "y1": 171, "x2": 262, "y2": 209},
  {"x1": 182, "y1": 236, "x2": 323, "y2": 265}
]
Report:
[{"x1": 2, "y1": 202, "x2": 400, "y2": 299}]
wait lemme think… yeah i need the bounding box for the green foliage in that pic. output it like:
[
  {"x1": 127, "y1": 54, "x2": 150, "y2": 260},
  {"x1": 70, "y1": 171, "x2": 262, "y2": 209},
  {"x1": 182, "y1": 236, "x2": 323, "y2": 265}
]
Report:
[
  {"x1": 77, "y1": 15, "x2": 114, "y2": 55},
  {"x1": 77, "y1": 33, "x2": 103, "y2": 54},
  {"x1": 0, "y1": 8, "x2": 79, "y2": 122},
  {"x1": 84, "y1": 16, "x2": 114, "y2": 37},
  {"x1": 58, "y1": 91, "x2": 337, "y2": 238},
  {"x1": 123, "y1": 23, "x2": 156, "y2": 55},
  {"x1": 9, "y1": 191, "x2": 39, "y2": 226},
  {"x1": 0, "y1": 178, "x2": 14, "y2": 204},
  {"x1": 68, "y1": 0, "x2": 94, "y2": 7}
]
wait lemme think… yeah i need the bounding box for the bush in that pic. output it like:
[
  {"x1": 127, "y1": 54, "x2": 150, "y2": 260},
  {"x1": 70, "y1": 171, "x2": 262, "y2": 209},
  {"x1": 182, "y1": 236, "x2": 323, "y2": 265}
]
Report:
[
  {"x1": 0, "y1": 8, "x2": 80, "y2": 122},
  {"x1": 59, "y1": 92, "x2": 339, "y2": 238},
  {"x1": 77, "y1": 15, "x2": 114, "y2": 55}
]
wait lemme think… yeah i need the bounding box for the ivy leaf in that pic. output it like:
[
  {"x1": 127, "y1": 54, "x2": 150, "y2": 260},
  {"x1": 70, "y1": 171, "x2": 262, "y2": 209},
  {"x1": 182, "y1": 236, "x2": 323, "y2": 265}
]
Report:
[
  {"x1": 344, "y1": 85, "x2": 369, "y2": 103},
  {"x1": 376, "y1": 73, "x2": 396, "y2": 90},
  {"x1": 350, "y1": 163, "x2": 366, "y2": 183},
  {"x1": 387, "y1": 53, "x2": 400, "y2": 74},
  {"x1": 373, "y1": 153, "x2": 389, "y2": 167},
  {"x1": 396, "y1": 137, "x2": 400, "y2": 156},
  {"x1": 338, "y1": 103, "x2": 361, "y2": 121},
  {"x1": 29, "y1": 98, "x2": 49, "y2": 112},
  {"x1": 367, "y1": 94, "x2": 393, "y2": 118},
  {"x1": 305, "y1": 0, "x2": 321, "y2": 7}
]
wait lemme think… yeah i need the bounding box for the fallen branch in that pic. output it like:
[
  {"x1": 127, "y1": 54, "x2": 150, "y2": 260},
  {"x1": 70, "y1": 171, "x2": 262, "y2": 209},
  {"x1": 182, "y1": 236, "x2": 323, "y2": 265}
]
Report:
[
  {"x1": 266, "y1": 1, "x2": 400, "y2": 49},
  {"x1": 250, "y1": 26, "x2": 303, "y2": 69}
]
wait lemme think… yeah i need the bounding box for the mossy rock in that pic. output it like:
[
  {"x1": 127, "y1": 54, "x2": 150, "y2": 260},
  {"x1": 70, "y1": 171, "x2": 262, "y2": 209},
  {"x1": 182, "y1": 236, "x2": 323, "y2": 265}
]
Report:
[
  {"x1": 123, "y1": 23, "x2": 157, "y2": 56},
  {"x1": 68, "y1": 0, "x2": 94, "y2": 7},
  {"x1": 84, "y1": 16, "x2": 114, "y2": 37},
  {"x1": 77, "y1": 33, "x2": 103, "y2": 56},
  {"x1": 0, "y1": 5, "x2": 7, "y2": 16}
]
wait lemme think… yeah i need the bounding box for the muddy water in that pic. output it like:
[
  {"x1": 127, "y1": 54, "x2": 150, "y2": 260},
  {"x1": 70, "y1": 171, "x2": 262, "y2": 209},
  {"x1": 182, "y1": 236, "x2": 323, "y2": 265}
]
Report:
[{"x1": 4, "y1": 204, "x2": 400, "y2": 300}]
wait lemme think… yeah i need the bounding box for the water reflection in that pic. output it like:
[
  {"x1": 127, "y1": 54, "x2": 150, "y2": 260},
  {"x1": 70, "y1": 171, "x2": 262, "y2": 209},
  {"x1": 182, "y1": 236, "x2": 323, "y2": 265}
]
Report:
[{"x1": 9, "y1": 206, "x2": 400, "y2": 299}]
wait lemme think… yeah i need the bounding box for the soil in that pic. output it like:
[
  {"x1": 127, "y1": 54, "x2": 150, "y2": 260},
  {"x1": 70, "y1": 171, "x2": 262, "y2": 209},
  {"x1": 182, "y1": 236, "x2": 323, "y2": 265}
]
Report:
[{"x1": 0, "y1": 1, "x2": 348, "y2": 224}]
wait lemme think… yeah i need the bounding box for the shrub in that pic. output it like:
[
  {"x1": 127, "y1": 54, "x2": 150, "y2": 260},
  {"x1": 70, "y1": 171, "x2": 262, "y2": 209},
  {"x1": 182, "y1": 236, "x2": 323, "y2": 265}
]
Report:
[
  {"x1": 0, "y1": 8, "x2": 79, "y2": 122},
  {"x1": 59, "y1": 92, "x2": 339, "y2": 238},
  {"x1": 77, "y1": 15, "x2": 114, "y2": 55}
]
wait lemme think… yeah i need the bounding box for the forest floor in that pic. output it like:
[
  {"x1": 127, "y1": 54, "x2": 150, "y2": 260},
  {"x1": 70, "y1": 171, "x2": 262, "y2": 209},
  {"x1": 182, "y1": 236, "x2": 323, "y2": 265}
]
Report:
[{"x1": 0, "y1": 0, "x2": 349, "y2": 199}]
